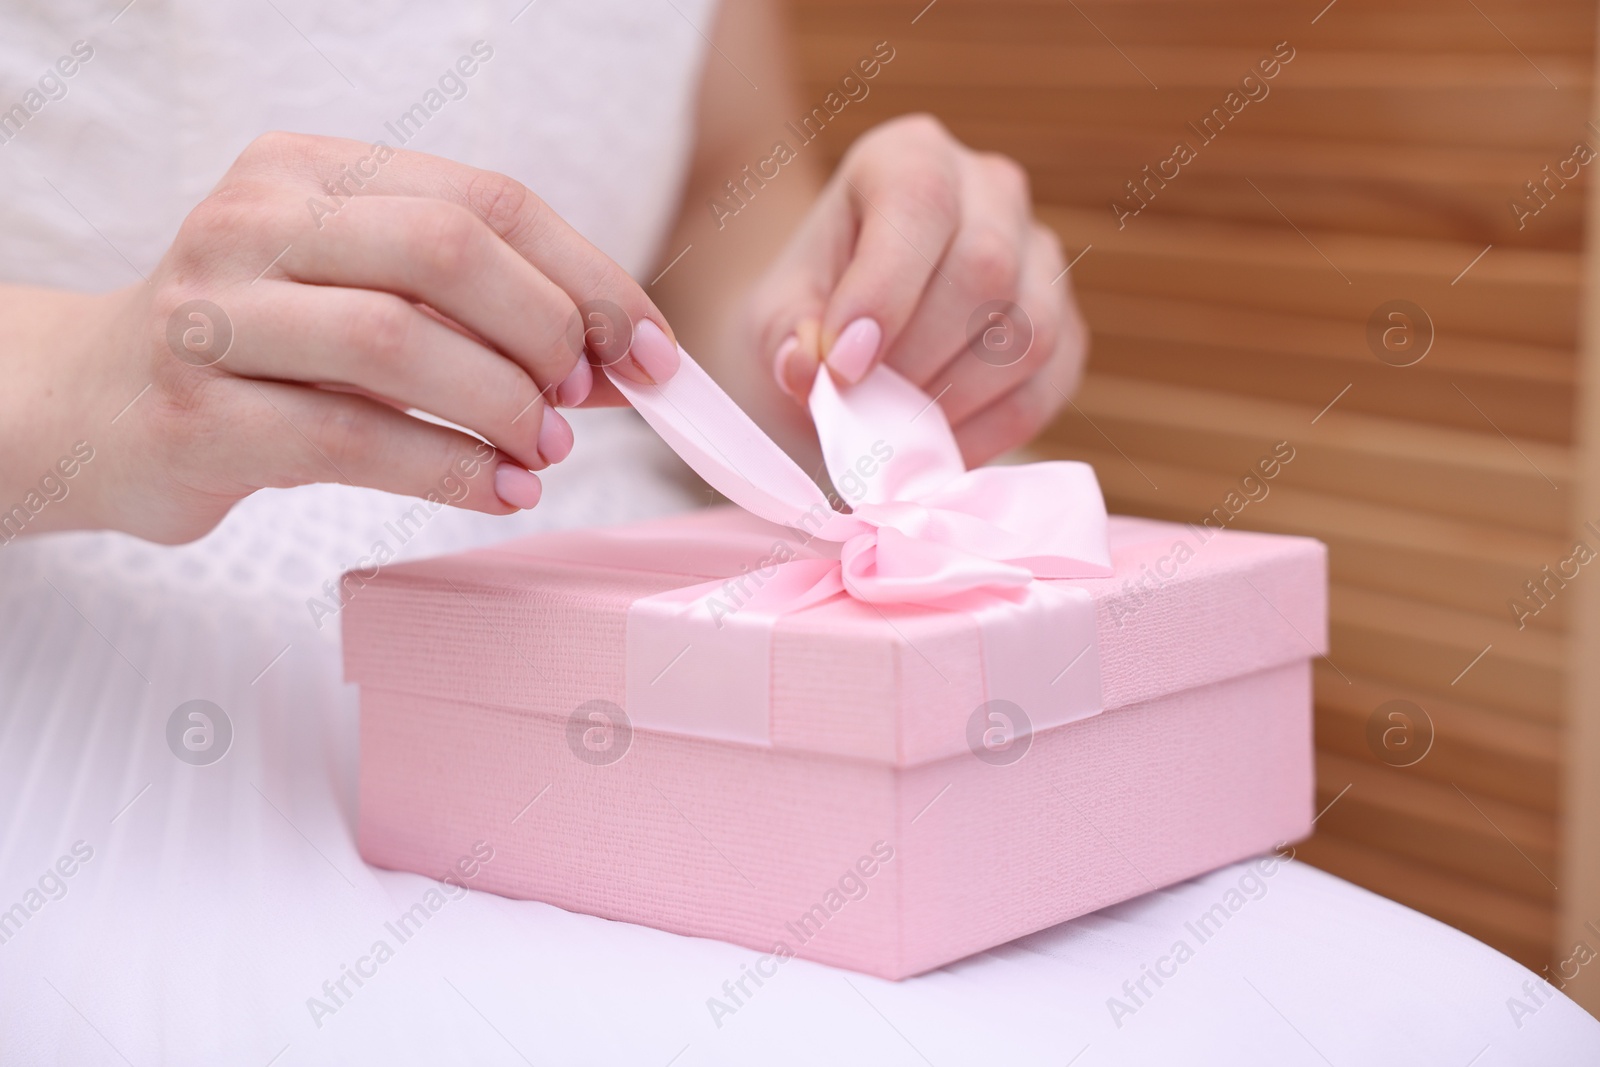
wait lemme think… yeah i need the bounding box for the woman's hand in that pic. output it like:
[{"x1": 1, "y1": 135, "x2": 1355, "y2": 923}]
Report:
[
  {"x1": 13, "y1": 131, "x2": 680, "y2": 545},
  {"x1": 738, "y1": 114, "x2": 1087, "y2": 466}
]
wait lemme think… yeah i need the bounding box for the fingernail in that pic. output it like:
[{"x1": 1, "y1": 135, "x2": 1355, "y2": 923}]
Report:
[
  {"x1": 625, "y1": 319, "x2": 680, "y2": 384},
  {"x1": 494, "y1": 463, "x2": 542, "y2": 509},
  {"x1": 826, "y1": 317, "x2": 881, "y2": 384},
  {"x1": 772, "y1": 334, "x2": 800, "y2": 397},
  {"x1": 537, "y1": 406, "x2": 573, "y2": 465},
  {"x1": 555, "y1": 359, "x2": 592, "y2": 407}
]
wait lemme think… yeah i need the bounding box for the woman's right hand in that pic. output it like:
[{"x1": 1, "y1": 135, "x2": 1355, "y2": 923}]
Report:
[{"x1": 17, "y1": 131, "x2": 681, "y2": 545}]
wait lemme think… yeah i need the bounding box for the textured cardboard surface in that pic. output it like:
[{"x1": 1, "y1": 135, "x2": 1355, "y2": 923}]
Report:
[
  {"x1": 357, "y1": 661, "x2": 1313, "y2": 978},
  {"x1": 345, "y1": 510, "x2": 1327, "y2": 765},
  {"x1": 345, "y1": 510, "x2": 1324, "y2": 975}
]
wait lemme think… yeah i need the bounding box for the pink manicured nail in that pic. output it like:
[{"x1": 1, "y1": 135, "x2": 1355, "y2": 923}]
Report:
[
  {"x1": 826, "y1": 317, "x2": 881, "y2": 384},
  {"x1": 772, "y1": 334, "x2": 800, "y2": 396},
  {"x1": 493, "y1": 463, "x2": 542, "y2": 509},
  {"x1": 537, "y1": 406, "x2": 573, "y2": 465},
  {"x1": 555, "y1": 359, "x2": 593, "y2": 407},
  {"x1": 626, "y1": 319, "x2": 680, "y2": 384}
]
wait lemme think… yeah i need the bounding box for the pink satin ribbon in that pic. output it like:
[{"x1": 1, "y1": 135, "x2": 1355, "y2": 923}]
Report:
[
  {"x1": 595, "y1": 350, "x2": 1110, "y2": 749},
  {"x1": 606, "y1": 349, "x2": 1111, "y2": 606}
]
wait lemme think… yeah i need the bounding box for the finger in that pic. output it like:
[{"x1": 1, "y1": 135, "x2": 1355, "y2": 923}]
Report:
[
  {"x1": 285, "y1": 196, "x2": 583, "y2": 397},
  {"x1": 879, "y1": 153, "x2": 1033, "y2": 389},
  {"x1": 220, "y1": 282, "x2": 568, "y2": 471},
  {"x1": 775, "y1": 319, "x2": 824, "y2": 401},
  {"x1": 920, "y1": 222, "x2": 1064, "y2": 427},
  {"x1": 951, "y1": 367, "x2": 1066, "y2": 468},
  {"x1": 249, "y1": 133, "x2": 681, "y2": 384},
  {"x1": 816, "y1": 140, "x2": 961, "y2": 384},
  {"x1": 947, "y1": 321, "x2": 1088, "y2": 463},
  {"x1": 736, "y1": 187, "x2": 851, "y2": 403},
  {"x1": 415, "y1": 303, "x2": 592, "y2": 410},
  {"x1": 236, "y1": 379, "x2": 541, "y2": 512}
]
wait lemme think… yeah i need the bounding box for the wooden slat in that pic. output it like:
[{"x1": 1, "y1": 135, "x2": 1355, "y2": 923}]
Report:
[
  {"x1": 1331, "y1": 585, "x2": 1565, "y2": 723},
  {"x1": 799, "y1": 39, "x2": 1595, "y2": 91},
  {"x1": 800, "y1": 85, "x2": 1592, "y2": 152},
  {"x1": 934, "y1": 126, "x2": 1586, "y2": 249},
  {"x1": 1313, "y1": 750, "x2": 1558, "y2": 901},
  {"x1": 794, "y1": 0, "x2": 1596, "y2": 56},
  {"x1": 1061, "y1": 440, "x2": 1570, "y2": 754},
  {"x1": 1313, "y1": 663, "x2": 1560, "y2": 813},
  {"x1": 797, "y1": 109, "x2": 1590, "y2": 248},
  {"x1": 1045, "y1": 438, "x2": 1571, "y2": 626},
  {"x1": 1048, "y1": 374, "x2": 1574, "y2": 531},
  {"x1": 1038, "y1": 206, "x2": 1583, "y2": 348},
  {"x1": 1080, "y1": 333, "x2": 1576, "y2": 445},
  {"x1": 1078, "y1": 293, "x2": 1572, "y2": 385},
  {"x1": 1076, "y1": 294, "x2": 1576, "y2": 444}
]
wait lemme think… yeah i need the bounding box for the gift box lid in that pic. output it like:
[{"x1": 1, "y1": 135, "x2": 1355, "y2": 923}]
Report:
[{"x1": 343, "y1": 505, "x2": 1325, "y2": 768}]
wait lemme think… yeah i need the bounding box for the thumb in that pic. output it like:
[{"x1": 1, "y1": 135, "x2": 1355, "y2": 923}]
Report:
[
  {"x1": 754, "y1": 188, "x2": 851, "y2": 402},
  {"x1": 774, "y1": 318, "x2": 824, "y2": 401}
]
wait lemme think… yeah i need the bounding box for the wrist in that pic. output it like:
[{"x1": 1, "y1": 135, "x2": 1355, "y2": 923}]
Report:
[{"x1": 0, "y1": 285, "x2": 135, "y2": 541}]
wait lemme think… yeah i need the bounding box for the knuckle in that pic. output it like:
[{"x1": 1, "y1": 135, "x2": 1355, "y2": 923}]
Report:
[
  {"x1": 148, "y1": 281, "x2": 196, "y2": 335},
  {"x1": 431, "y1": 439, "x2": 494, "y2": 500},
  {"x1": 886, "y1": 112, "x2": 949, "y2": 147},
  {"x1": 503, "y1": 375, "x2": 546, "y2": 434},
  {"x1": 893, "y1": 167, "x2": 960, "y2": 229},
  {"x1": 235, "y1": 129, "x2": 309, "y2": 170},
  {"x1": 418, "y1": 203, "x2": 484, "y2": 279},
  {"x1": 148, "y1": 353, "x2": 221, "y2": 424},
  {"x1": 845, "y1": 120, "x2": 962, "y2": 229},
  {"x1": 310, "y1": 399, "x2": 376, "y2": 463},
  {"x1": 535, "y1": 316, "x2": 580, "y2": 376},
  {"x1": 348, "y1": 295, "x2": 415, "y2": 358},
  {"x1": 143, "y1": 367, "x2": 238, "y2": 484},
  {"x1": 177, "y1": 192, "x2": 258, "y2": 249},
  {"x1": 464, "y1": 171, "x2": 541, "y2": 246},
  {"x1": 982, "y1": 153, "x2": 1031, "y2": 201},
  {"x1": 961, "y1": 226, "x2": 1021, "y2": 296},
  {"x1": 172, "y1": 192, "x2": 292, "y2": 286},
  {"x1": 146, "y1": 278, "x2": 235, "y2": 365},
  {"x1": 849, "y1": 113, "x2": 949, "y2": 171}
]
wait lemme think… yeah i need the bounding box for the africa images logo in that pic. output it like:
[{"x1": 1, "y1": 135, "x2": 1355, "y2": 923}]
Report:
[
  {"x1": 165, "y1": 700, "x2": 233, "y2": 767},
  {"x1": 967, "y1": 699, "x2": 1032, "y2": 766},
  {"x1": 566, "y1": 699, "x2": 632, "y2": 767}
]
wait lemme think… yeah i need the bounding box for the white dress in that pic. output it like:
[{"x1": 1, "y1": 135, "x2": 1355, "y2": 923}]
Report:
[
  {"x1": 0, "y1": 0, "x2": 714, "y2": 637},
  {"x1": 1, "y1": 2, "x2": 1598, "y2": 1064}
]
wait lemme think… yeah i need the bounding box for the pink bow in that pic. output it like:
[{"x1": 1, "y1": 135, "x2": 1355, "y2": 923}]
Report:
[{"x1": 606, "y1": 349, "x2": 1111, "y2": 608}]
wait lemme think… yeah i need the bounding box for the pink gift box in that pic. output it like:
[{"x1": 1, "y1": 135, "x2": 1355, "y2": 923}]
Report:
[{"x1": 344, "y1": 506, "x2": 1325, "y2": 979}]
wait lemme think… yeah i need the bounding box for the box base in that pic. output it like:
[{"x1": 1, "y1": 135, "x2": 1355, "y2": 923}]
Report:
[{"x1": 358, "y1": 660, "x2": 1313, "y2": 979}]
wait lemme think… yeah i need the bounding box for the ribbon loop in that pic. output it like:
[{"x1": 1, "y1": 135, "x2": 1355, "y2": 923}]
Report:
[{"x1": 605, "y1": 348, "x2": 1111, "y2": 604}]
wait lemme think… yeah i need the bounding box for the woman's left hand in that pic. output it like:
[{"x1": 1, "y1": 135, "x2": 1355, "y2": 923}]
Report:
[{"x1": 738, "y1": 113, "x2": 1088, "y2": 466}]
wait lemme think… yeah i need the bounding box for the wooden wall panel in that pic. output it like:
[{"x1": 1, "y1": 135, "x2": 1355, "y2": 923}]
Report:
[{"x1": 789, "y1": 0, "x2": 1595, "y2": 982}]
